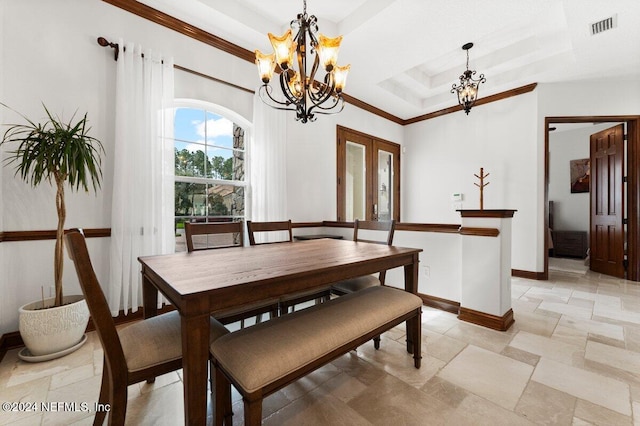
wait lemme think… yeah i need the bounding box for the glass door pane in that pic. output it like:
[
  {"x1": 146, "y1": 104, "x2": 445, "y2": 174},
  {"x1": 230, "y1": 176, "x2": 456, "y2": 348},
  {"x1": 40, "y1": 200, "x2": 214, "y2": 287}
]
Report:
[
  {"x1": 377, "y1": 150, "x2": 393, "y2": 221},
  {"x1": 346, "y1": 141, "x2": 366, "y2": 221}
]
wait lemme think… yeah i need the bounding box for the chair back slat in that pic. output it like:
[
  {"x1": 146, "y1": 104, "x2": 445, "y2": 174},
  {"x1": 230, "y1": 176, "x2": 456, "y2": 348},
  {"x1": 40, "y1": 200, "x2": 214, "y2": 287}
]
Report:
[
  {"x1": 246, "y1": 220, "x2": 293, "y2": 245},
  {"x1": 353, "y1": 220, "x2": 396, "y2": 284},
  {"x1": 184, "y1": 221, "x2": 244, "y2": 252},
  {"x1": 65, "y1": 229, "x2": 128, "y2": 375},
  {"x1": 353, "y1": 220, "x2": 395, "y2": 246}
]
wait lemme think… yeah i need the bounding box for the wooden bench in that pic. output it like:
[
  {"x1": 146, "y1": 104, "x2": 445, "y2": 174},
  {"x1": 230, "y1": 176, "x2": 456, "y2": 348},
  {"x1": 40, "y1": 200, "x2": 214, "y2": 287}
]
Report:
[{"x1": 210, "y1": 285, "x2": 423, "y2": 425}]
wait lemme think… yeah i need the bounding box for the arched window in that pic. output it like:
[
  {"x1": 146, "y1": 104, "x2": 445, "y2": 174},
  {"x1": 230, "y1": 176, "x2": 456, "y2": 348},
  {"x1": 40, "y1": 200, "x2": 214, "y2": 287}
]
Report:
[{"x1": 170, "y1": 100, "x2": 250, "y2": 251}]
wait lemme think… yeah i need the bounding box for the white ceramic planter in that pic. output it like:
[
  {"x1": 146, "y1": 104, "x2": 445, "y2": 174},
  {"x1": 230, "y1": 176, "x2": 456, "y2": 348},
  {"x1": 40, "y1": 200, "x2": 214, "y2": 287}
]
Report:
[{"x1": 19, "y1": 295, "x2": 90, "y2": 357}]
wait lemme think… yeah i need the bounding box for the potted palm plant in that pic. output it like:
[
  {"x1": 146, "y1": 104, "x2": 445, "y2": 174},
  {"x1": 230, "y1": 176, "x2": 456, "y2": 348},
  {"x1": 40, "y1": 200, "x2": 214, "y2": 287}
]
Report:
[{"x1": 1, "y1": 103, "x2": 104, "y2": 360}]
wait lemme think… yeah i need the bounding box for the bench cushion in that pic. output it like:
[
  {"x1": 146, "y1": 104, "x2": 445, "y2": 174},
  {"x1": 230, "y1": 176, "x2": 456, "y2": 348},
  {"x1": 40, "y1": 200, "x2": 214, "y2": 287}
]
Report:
[{"x1": 210, "y1": 286, "x2": 422, "y2": 394}]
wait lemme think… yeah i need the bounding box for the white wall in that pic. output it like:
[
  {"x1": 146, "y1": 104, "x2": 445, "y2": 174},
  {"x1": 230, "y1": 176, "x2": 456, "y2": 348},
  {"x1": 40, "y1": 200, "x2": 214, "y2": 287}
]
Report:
[{"x1": 403, "y1": 91, "x2": 539, "y2": 283}]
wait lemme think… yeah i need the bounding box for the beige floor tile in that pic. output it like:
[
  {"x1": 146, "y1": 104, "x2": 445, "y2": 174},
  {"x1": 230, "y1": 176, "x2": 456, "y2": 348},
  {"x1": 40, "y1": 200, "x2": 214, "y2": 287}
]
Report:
[
  {"x1": 437, "y1": 345, "x2": 533, "y2": 410},
  {"x1": 317, "y1": 371, "x2": 369, "y2": 403},
  {"x1": 42, "y1": 374, "x2": 102, "y2": 426},
  {"x1": 515, "y1": 381, "x2": 576, "y2": 425},
  {"x1": 0, "y1": 376, "x2": 49, "y2": 425},
  {"x1": 573, "y1": 399, "x2": 633, "y2": 425},
  {"x1": 357, "y1": 335, "x2": 444, "y2": 388},
  {"x1": 559, "y1": 315, "x2": 625, "y2": 341},
  {"x1": 421, "y1": 309, "x2": 459, "y2": 334},
  {"x1": 532, "y1": 358, "x2": 631, "y2": 416},
  {"x1": 138, "y1": 371, "x2": 181, "y2": 395},
  {"x1": 264, "y1": 386, "x2": 372, "y2": 426},
  {"x1": 279, "y1": 362, "x2": 341, "y2": 401},
  {"x1": 50, "y1": 364, "x2": 94, "y2": 390},
  {"x1": 422, "y1": 330, "x2": 467, "y2": 363},
  {"x1": 348, "y1": 374, "x2": 462, "y2": 426},
  {"x1": 552, "y1": 324, "x2": 588, "y2": 349},
  {"x1": 512, "y1": 297, "x2": 543, "y2": 313},
  {"x1": 329, "y1": 352, "x2": 386, "y2": 386},
  {"x1": 585, "y1": 341, "x2": 640, "y2": 375},
  {"x1": 420, "y1": 376, "x2": 469, "y2": 408},
  {"x1": 454, "y1": 393, "x2": 537, "y2": 426},
  {"x1": 512, "y1": 283, "x2": 531, "y2": 299},
  {"x1": 633, "y1": 401, "x2": 640, "y2": 426},
  {"x1": 444, "y1": 321, "x2": 514, "y2": 354},
  {"x1": 500, "y1": 346, "x2": 541, "y2": 366},
  {"x1": 537, "y1": 301, "x2": 593, "y2": 319},
  {"x1": 525, "y1": 286, "x2": 573, "y2": 303},
  {"x1": 125, "y1": 381, "x2": 185, "y2": 425},
  {"x1": 509, "y1": 330, "x2": 584, "y2": 365},
  {"x1": 511, "y1": 310, "x2": 560, "y2": 337}
]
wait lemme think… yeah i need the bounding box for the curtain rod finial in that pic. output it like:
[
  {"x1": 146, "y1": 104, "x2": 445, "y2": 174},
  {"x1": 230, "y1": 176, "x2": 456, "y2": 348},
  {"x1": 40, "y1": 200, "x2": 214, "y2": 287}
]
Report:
[{"x1": 97, "y1": 37, "x2": 119, "y2": 61}]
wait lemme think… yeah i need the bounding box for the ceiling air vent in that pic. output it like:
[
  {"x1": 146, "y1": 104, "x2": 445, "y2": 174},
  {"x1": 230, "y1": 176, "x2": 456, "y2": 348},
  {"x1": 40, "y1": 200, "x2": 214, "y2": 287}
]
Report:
[{"x1": 591, "y1": 14, "x2": 617, "y2": 35}]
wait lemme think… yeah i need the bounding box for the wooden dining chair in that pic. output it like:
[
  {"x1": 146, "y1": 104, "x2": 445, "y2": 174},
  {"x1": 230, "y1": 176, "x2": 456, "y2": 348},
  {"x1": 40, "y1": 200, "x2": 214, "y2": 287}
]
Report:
[
  {"x1": 246, "y1": 220, "x2": 331, "y2": 314},
  {"x1": 331, "y1": 219, "x2": 396, "y2": 295},
  {"x1": 330, "y1": 219, "x2": 396, "y2": 348},
  {"x1": 65, "y1": 229, "x2": 231, "y2": 425},
  {"x1": 184, "y1": 221, "x2": 243, "y2": 251},
  {"x1": 184, "y1": 221, "x2": 280, "y2": 327}
]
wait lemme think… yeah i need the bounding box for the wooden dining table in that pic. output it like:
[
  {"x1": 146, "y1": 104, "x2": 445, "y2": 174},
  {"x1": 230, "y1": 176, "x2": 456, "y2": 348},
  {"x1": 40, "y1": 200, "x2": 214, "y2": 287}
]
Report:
[{"x1": 139, "y1": 238, "x2": 422, "y2": 425}]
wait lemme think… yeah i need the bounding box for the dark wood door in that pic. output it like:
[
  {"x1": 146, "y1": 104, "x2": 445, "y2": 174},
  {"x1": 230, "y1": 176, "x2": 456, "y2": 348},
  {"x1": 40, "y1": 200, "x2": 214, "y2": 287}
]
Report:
[{"x1": 590, "y1": 124, "x2": 625, "y2": 277}]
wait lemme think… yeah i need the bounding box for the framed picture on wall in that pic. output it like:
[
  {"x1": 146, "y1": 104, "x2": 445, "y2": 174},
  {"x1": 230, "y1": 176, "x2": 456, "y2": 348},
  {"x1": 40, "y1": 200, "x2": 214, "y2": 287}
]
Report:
[{"x1": 570, "y1": 158, "x2": 590, "y2": 193}]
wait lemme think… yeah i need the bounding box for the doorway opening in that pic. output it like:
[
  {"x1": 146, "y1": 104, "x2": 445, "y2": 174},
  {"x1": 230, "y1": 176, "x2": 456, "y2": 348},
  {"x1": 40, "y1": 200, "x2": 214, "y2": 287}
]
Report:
[{"x1": 544, "y1": 115, "x2": 640, "y2": 282}]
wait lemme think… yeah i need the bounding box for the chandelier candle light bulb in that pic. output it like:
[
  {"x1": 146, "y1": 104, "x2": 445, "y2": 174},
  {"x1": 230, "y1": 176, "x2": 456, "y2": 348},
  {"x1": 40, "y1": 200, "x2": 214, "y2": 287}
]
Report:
[{"x1": 254, "y1": 0, "x2": 350, "y2": 123}]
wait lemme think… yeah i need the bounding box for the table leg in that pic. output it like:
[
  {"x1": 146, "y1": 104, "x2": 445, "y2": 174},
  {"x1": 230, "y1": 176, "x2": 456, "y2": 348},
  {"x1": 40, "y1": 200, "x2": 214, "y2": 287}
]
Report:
[
  {"x1": 142, "y1": 269, "x2": 158, "y2": 319},
  {"x1": 181, "y1": 312, "x2": 210, "y2": 425},
  {"x1": 404, "y1": 253, "x2": 419, "y2": 354}
]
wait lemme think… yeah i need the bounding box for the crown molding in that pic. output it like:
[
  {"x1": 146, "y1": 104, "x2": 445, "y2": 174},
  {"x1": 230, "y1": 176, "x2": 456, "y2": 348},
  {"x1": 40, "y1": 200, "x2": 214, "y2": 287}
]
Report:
[{"x1": 102, "y1": 0, "x2": 538, "y2": 126}]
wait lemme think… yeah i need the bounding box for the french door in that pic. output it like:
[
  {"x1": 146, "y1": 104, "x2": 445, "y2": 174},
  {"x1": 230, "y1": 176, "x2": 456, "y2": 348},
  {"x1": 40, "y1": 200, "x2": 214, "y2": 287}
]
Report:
[{"x1": 336, "y1": 126, "x2": 400, "y2": 222}]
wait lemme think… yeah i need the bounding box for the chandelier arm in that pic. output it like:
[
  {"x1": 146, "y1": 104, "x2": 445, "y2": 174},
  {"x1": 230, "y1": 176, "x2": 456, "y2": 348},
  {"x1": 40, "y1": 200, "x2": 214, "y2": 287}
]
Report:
[
  {"x1": 308, "y1": 50, "x2": 320, "y2": 90},
  {"x1": 309, "y1": 96, "x2": 345, "y2": 115},
  {"x1": 258, "y1": 85, "x2": 294, "y2": 109},
  {"x1": 278, "y1": 71, "x2": 301, "y2": 105},
  {"x1": 308, "y1": 73, "x2": 335, "y2": 103}
]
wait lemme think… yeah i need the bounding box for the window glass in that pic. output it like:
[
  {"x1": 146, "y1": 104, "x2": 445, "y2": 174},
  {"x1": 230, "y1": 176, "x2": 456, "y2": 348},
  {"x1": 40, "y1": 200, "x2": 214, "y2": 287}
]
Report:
[{"x1": 172, "y1": 105, "x2": 247, "y2": 251}]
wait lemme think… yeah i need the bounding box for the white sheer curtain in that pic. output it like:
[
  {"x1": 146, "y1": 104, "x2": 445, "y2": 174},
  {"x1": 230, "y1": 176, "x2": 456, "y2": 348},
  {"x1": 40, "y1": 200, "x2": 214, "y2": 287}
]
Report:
[
  {"x1": 250, "y1": 93, "x2": 288, "y2": 242},
  {"x1": 108, "y1": 40, "x2": 175, "y2": 316}
]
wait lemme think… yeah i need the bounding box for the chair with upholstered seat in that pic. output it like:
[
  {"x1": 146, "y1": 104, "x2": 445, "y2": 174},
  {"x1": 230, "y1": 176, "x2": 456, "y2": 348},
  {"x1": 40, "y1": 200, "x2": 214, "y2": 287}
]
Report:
[
  {"x1": 65, "y1": 229, "x2": 230, "y2": 425},
  {"x1": 184, "y1": 221, "x2": 279, "y2": 327},
  {"x1": 330, "y1": 219, "x2": 395, "y2": 348},
  {"x1": 246, "y1": 220, "x2": 331, "y2": 314},
  {"x1": 331, "y1": 219, "x2": 396, "y2": 295}
]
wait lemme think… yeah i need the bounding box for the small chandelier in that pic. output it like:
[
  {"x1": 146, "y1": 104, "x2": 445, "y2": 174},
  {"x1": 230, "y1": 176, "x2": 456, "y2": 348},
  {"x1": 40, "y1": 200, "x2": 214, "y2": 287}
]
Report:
[
  {"x1": 451, "y1": 42, "x2": 486, "y2": 115},
  {"x1": 254, "y1": 0, "x2": 350, "y2": 123}
]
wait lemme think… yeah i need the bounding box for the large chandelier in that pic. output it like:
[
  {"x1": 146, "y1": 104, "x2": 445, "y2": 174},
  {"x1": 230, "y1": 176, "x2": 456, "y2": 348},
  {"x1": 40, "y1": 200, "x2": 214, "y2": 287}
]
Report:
[
  {"x1": 451, "y1": 42, "x2": 486, "y2": 115},
  {"x1": 254, "y1": 0, "x2": 350, "y2": 123}
]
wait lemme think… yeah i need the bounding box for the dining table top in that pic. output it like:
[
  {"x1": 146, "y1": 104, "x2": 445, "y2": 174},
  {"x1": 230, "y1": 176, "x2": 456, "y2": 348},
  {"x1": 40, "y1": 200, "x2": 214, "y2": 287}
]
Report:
[{"x1": 139, "y1": 238, "x2": 421, "y2": 298}]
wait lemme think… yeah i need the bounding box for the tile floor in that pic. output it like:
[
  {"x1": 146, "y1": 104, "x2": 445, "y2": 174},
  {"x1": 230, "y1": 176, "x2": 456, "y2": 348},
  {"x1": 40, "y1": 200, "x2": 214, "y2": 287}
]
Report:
[{"x1": 2, "y1": 268, "x2": 640, "y2": 425}]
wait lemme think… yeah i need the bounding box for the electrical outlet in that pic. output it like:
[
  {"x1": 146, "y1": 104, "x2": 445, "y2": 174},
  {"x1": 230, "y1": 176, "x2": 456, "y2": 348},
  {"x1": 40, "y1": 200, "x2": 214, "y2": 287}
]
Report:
[{"x1": 422, "y1": 265, "x2": 430, "y2": 278}]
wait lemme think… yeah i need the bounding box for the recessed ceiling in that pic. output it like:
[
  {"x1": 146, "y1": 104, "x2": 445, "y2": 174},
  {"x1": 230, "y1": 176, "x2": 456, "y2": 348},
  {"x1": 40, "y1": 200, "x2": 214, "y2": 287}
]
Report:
[{"x1": 139, "y1": 0, "x2": 640, "y2": 120}]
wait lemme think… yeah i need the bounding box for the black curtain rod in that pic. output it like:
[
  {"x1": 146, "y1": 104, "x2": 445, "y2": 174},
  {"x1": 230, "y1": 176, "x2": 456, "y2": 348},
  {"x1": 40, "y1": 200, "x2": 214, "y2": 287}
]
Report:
[{"x1": 96, "y1": 37, "x2": 254, "y2": 95}]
